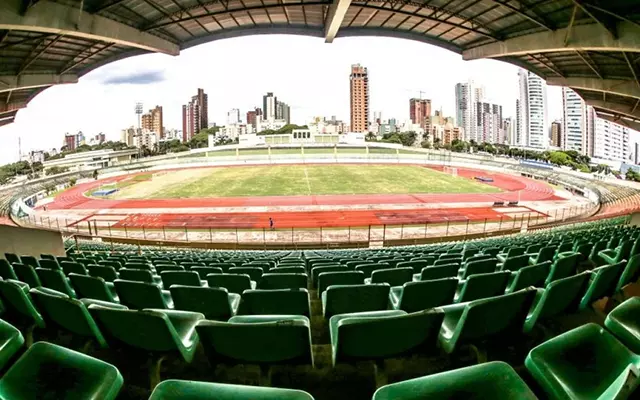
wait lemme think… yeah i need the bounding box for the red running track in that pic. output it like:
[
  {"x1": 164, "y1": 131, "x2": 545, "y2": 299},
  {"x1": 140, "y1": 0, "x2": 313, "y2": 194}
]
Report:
[{"x1": 45, "y1": 165, "x2": 561, "y2": 211}]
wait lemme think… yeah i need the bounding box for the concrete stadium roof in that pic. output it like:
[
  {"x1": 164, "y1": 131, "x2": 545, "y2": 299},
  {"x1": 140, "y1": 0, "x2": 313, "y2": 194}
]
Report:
[{"x1": 1, "y1": 0, "x2": 639, "y2": 128}]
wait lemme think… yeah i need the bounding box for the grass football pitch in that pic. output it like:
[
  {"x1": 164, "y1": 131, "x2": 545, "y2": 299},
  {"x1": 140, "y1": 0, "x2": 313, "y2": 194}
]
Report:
[{"x1": 115, "y1": 165, "x2": 502, "y2": 198}]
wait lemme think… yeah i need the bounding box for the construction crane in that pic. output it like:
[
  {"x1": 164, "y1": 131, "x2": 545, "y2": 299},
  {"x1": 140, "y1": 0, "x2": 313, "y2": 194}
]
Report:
[{"x1": 403, "y1": 88, "x2": 429, "y2": 100}]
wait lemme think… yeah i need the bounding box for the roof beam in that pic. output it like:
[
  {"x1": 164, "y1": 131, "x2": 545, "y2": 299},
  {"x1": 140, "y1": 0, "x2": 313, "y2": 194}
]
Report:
[
  {"x1": 462, "y1": 21, "x2": 640, "y2": 60},
  {"x1": 0, "y1": 101, "x2": 25, "y2": 114},
  {"x1": 0, "y1": 0, "x2": 180, "y2": 55},
  {"x1": 587, "y1": 99, "x2": 640, "y2": 120},
  {"x1": 0, "y1": 73, "x2": 77, "y2": 93},
  {"x1": 324, "y1": 0, "x2": 351, "y2": 42},
  {"x1": 0, "y1": 117, "x2": 14, "y2": 127},
  {"x1": 597, "y1": 113, "x2": 640, "y2": 131},
  {"x1": 547, "y1": 76, "x2": 640, "y2": 100}
]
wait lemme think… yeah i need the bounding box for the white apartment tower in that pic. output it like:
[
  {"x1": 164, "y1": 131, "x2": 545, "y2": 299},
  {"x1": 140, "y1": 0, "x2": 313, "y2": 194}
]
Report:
[
  {"x1": 562, "y1": 88, "x2": 589, "y2": 154},
  {"x1": 517, "y1": 69, "x2": 548, "y2": 149},
  {"x1": 455, "y1": 80, "x2": 485, "y2": 142},
  {"x1": 227, "y1": 108, "x2": 240, "y2": 125},
  {"x1": 593, "y1": 118, "x2": 631, "y2": 163}
]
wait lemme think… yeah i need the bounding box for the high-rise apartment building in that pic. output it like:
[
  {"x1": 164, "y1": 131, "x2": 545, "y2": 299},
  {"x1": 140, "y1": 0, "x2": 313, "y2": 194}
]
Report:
[
  {"x1": 263, "y1": 92, "x2": 277, "y2": 121},
  {"x1": 504, "y1": 118, "x2": 515, "y2": 145},
  {"x1": 246, "y1": 107, "x2": 262, "y2": 129},
  {"x1": 182, "y1": 88, "x2": 208, "y2": 142},
  {"x1": 561, "y1": 88, "x2": 589, "y2": 153},
  {"x1": 550, "y1": 120, "x2": 562, "y2": 147},
  {"x1": 517, "y1": 69, "x2": 548, "y2": 149},
  {"x1": 455, "y1": 80, "x2": 485, "y2": 142},
  {"x1": 141, "y1": 106, "x2": 163, "y2": 139},
  {"x1": 350, "y1": 64, "x2": 369, "y2": 133},
  {"x1": 476, "y1": 102, "x2": 503, "y2": 144},
  {"x1": 227, "y1": 108, "x2": 240, "y2": 125},
  {"x1": 409, "y1": 98, "x2": 432, "y2": 128},
  {"x1": 276, "y1": 101, "x2": 290, "y2": 124},
  {"x1": 592, "y1": 118, "x2": 631, "y2": 163},
  {"x1": 64, "y1": 134, "x2": 76, "y2": 151}
]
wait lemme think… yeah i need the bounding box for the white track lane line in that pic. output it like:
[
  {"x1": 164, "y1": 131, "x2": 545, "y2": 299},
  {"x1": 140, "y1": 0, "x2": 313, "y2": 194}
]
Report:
[{"x1": 303, "y1": 166, "x2": 312, "y2": 195}]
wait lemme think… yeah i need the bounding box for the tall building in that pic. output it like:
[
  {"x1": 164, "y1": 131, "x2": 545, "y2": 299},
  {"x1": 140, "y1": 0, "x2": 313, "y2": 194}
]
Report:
[
  {"x1": 276, "y1": 101, "x2": 291, "y2": 124},
  {"x1": 350, "y1": 64, "x2": 369, "y2": 133},
  {"x1": 504, "y1": 118, "x2": 515, "y2": 145},
  {"x1": 141, "y1": 106, "x2": 164, "y2": 139},
  {"x1": 246, "y1": 107, "x2": 262, "y2": 129},
  {"x1": 455, "y1": 80, "x2": 485, "y2": 142},
  {"x1": 182, "y1": 88, "x2": 208, "y2": 142},
  {"x1": 550, "y1": 120, "x2": 562, "y2": 147},
  {"x1": 64, "y1": 133, "x2": 76, "y2": 151},
  {"x1": 592, "y1": 118, "x2": 631, "y2": 163},
  {"x1": 517, "y1": 69, "x2": 548, "y2": 149},
  {"x1": 561, "y1": 88, "x2": 589, "y2": 153},
  {"x1": 227, "y1": 108, "x2": 240, "y2": 125},
  {"x1": 476, "y1": 102, "x2": 503, "y2": 144},
  {"x1": 409, "y1": 98, "x2": 431, "y2": 128},
  {"x1": 263, "y1": 92, "x2": 277, "y2": 121},
  {"x1": 373, "y1": 111, "x2": 382, "y2": 124}
]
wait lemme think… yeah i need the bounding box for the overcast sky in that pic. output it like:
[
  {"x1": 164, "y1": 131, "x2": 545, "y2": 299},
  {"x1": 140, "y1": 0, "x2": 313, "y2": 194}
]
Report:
[{"x1": 0, "y1": 34, "x2": 568, "y2": 164}]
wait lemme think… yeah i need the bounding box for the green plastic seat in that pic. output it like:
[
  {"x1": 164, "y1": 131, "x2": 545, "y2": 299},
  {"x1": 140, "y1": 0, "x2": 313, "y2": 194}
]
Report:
[
  {"x1": 373, "y1": 361, "x2": 537, "y2": 400},
  {"x1": 196, "y1": 315, "x2": 313, "y2": 366},
  {"x1": 155, "y1": 265, "x2": 185, "y2": 275},
  {"x1": 228, "y1": 267, "x2": 262, "y2": 282},
  {"x1": 589, "y1": 240, "x2": 608, "y2": 263},
  {"x1": 273, "y1": 266, "x2": 306, "y2": 274},
  {"x1": 605, "y1": 297, "x2": 640, "y2": 354},
  {"x1": 322, "y1": 284, "x2": 390, "y2": 319},
  {"x1": 160, "y1": 271, "x2": 202, "y2": 289},
  {"x1": 523, "y1": 272, "x2": 590, "y2": 333},
  {"x1": 396, "y1": 260, "x2": 430, "y2": 274},
  {"x1": 0, "y1": 341, "x2": 123, "y2": 399},
  {"x1": 317, "y1": 271, "x2": 365, "y2": 297},
  {"x1": 191, "y1": 266, "x2": 223, "y2": 279},
  {"x1": 35, "y1": 268, "x2": 76, "y2": 297},
  {"x1": 419, "y1": 264, "x2": 459, "y2": 280},
  {"x1": 0, "y1": 319, "x2": 24, "y2": 370},
  {"x1": 89, "y1": 305, "x2": 204, "y2": 363},
  {"x1": 98, "y1": 260, "x2": 122, "y2": 271},
  {"x1": 355, "y1": 263, "x2": 390, "y2": 278},
  {"x1": 208, "y1": 263, "x2": 236, "y2": 272},
  {"x1": 433, "y1": 259, "x2": 461, "y2": 268},
  {"x1": 499, "y1": 254, "x2": 530, "y2": 272},
  {"x1": 238, "y1": 288, "x2": 310, "y2": 316},
  {"x1": 616, "y1": 254, "x2": 640, "y2": 293},
  {"x1": 0, "y1": 279, "x2": 45, "y2": 329},
  {"x1": 61, "y1": 261, "x2": 88, "y2": 276},
  {"x1": 3, "y1": 253, "x2": 20, "y2": 265},
  {"x1": 311, "y1": 266, "x2": 347, "y2": 288},
  {"x1": 119, "y1": 268, "x2": 155, "y2": 283},
  {"x1": 258, "y1": 273, "x2": 307, "y2": 290},
  {"x1": 0, "y1": 260, "x2": 17, "y2": 280},
  {"x1": 529, "y1": 246, "x2": 556, "y2": 265},
  {"x1": 390, "y1": 278, "x2": 458, "y2": 312},
  {"x1": 439, "y1": 288, "x2": 537, "y2": 354},
  {"x1": 455, "y1": 271, "x2": 510, "y2": 303},
  {"x1": 88, "y1": 265, "x2": 118, "y2": 282},
  {"x1": 368, "y1": 267, "x2": 413, "y2": 286},
  {"x1": 497, "y1": 247, "x2": 525, "y2": 263},
  {"x1": 12, "y1": 263, "x2": 41, "y2": 288},
  {"x1": 599, "y1": 240, "x2": 634, "y2": 266},
  {"x1": 526, "y1": 323, "x2": 640, "y2": 400},
  {"x1": 206, "y1": 273, "x2": 254, "y2": 294},
  {"x1": 149, "y1": 380, "x2": 315, "y2": 400},
  {"x1": 114, "y1": 279, "x2": 173, "y2": 309},
  {"x1": 38, "y1": 259, "x2": 61, "y2": 271},
  {"x1": 69, "y1": 273, "x2": 119, "y2": 303},
  {"x1": 19, "y1": 256, "x2": 39, "y2": 269},
  {"x1": 580, "y1": 261, "x2": 626, "y2": 310},
  {"x1": 330, "y1": 309, "x2": 444, "y2": 366},
  {"x1": 459, "y1": 258, "x2": 497, "y2": 279},
  {"x1": 505, "y1": 261, "x2": 551, "y2": 293},
  {"x1": 170, "y1": 285, "x2": 239, "y2": 321},
  {"x1": 545, "y1": 252, "x2": 580, "y2": 285}
]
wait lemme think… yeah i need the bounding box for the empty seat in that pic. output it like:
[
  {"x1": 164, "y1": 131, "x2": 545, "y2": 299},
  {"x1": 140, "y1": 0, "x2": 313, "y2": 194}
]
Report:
[
  {"x1": 258, "y1": 273, "x2": 307, "y2": 290},
  {"x1": 38, "y1": 259, "x2": 61, "y2": 271},
  {"x1": 114, "y1": 279, "x2": 173, "y2": 309},
  {"x1": 0, "y1": 341, "x2": 123, "y2": 399},
  {"x1": 497, "y1": 247, "x2": 525, "y2": 263},
  {"x1": 208, "y1": 263, "x2": 236, "y2": 272},
  {"x1": 580, "y1": 261, "x2": 626, "y2": 310},
  {"x1": 322, "y1": 284, "x2": 390, "y2": 319},
  {"x1": 170, "y1": 285, "x2": 239, "y2": 321},
  {"x1": 155, "y1": 265, "x2": 185, "y2": 274},
  {"x1": 528, "y1": 246, "x2": 556, "y2": 265},
  {"x1": 396, "y1": 260, "x2": 430, "y2": 274},
  {"x1": 526, "y1": 323, "x2": 640, "y2": 400},
  {"x1": 615, "y1": 254, "x2": 640, "y2": 293},
  {"x1": 61, "y1": 261, "x2": 88, "y2": 276},
  {"x1": 12, "y1": 263, "x2": 41, "y2": 288},
  {"x1": 160, "y1": 271, "x2": 202, "y2": 289},
  {"x1": 228, "y1": 267, "x2": 262, "y2": 282},
  {"x1": 523, "y1": 272, "x2": 590, "y2": 333},
  {"x1": 330, "y1": 309, "x2": 444, "y2": 366},
  {"x1": 505, "y1": 261, "x2": 551, "y2": 293},
  {"x1": 373, "y1": 361, "x2": 537, "y2": 400},
  {"x1": 419, "y1": 264, "x2": 459, "y2": 280},
  {"x1": 19, "y1": 256, "x2": 39, "y2": 269},
  {"x1": 0, "y1": 319, "x2": 24, "y2": 370},
  {"x1": 368, "y1": 267, "x2": 413, "y2": 286},
  {"x1": 0, "y1": 280, "x2": 45, "y2": 341},
  {"x1": 599, "y1": 240, "x2": 634, "y2": 266},
  {"x1": 459, "y1": 258, "x2": 497, "y2": 279},
  {"x1": 196, "y1": 315, "x2": 313, "y2": 367},
  {"x1": 455, "y1": 271, "x2": 510, "y2": 303},
  {"x1": 273, "y1": 266, "x2": 306, "y2": 274},
  {"x1": 238, "y1": 289, "x2": 310, "y2": 316},
  {"x1": 498, "y1": 254, "x2": 530, "y2": 272},
  {"x1": 439, "y1": 288, "x2": 537, "y2": 355},
  {"x1": 149, "y1": 380, "x2": 314, "y2": 400},
  {"x1": 4, "y1": 253, "x2": 20, "y2": 264},
  {"x1": 118, "y1": 268, "x2": 155, "y2": 283},
  {"x1": 545, "y1": 252, "x2": 580, "y2": 285},
  {"x1": 355, "y1": 263, "x2": 389, "y2": 278},
  {"x1": 206, "y1": 273, "x2": 253, "y2": 294},
  {"x1": 311, "y1": 266, "x2": 347, "y2": 288},
  {"x1": 35, "y1": 268, "x2": 76, "y2": 297},
  {"x1": 390, "y1": 278, "x2": 458, "y2": 313},
  {"x1": 88, "y1": 265, "x2": 118, "y2": 282},
  {"x1": 318, "y1": 271, "x2": 365, "y2": 297},
  {"x1": 0, "y1": 260, "x2": 17, "y2": 280},
  {"x1": 605, "y1": 297, "x2": 640, "y2": 354}
]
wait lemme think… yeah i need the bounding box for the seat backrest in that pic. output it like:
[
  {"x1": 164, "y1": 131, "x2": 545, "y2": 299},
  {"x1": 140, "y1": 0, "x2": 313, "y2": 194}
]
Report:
[
  {"x1": 311, "y1": 266, "x2": 347, "y2": 287},
  {"x1": 196, "y1": 316, "x2": 313, "y2": 365},
  {"x1": 505, "y1": 247, "x2": 526, "y2": 258},
  {"x1": 547, "y1": 253, "x2": 579, "y2": 283},
  {"x1": 118, "y1": 269, "x2": 154, "y2": 283},
  {"x1": 0, "y1": 260, "x2": 18, "y2": 280},
  {"x1": 419, "y1": 264, "x2": 459, "y2": 280},
  {"x1": 20, "y1": 256, "x2": 39, "y2": 269},
  {"x1": 273, "y1": 266, "x2": 306, "y2": 275},
  {"x1": 509, "y1": 261, "x2": 551, "y2": 292},
  {"x1": 457, "y1": 271, "x2": 511, "y2": 303},
  {"x1": 434, "y1": 259, "x2": 461, "y2": 267},
  {"x1": 124, "y1": 262, "x2": 153, "y2": 271},
  {"x1": 617, "y1": 254, "x2": 640, "y2": 292},
  {"x1": 535, "y1": 246, "x2": 557, "y2": 264},
  {"x1": 258, "y1": 273, "x2": 307, "y2": 290},
  {"x1": 13, "y1": 263, "x2": 41, "y2": 288},
  {"x1": 324, "y1": 284, "x2": 390, "y2": 318},
  {"x1": 155, "y1": 265, "x2": 185, "y2": 274},
  {"x1": 590, "y1": 240, "x2": 608, "y2": 259},
  {"x1": 61, "y1": 262, "x2": 88, "y2": 276},
  {"x1": 88, "y1": 265, "x2": 118, "y2": 282},
  {"x1": 228, "y1": 267, "x2": 262, "y2": 282},
  {"x1": 161, "y1": 271, "x2": 201, "y2": 289},
  {"x1": 318, "y1": 271, "x2": 365, "y2": 295},
  {"x1": 98, "y1": 260, "x2": 122, "y2": 270},
  {"x1": 355, "y1": 263, "x2": 389, "y2": 278},
  {"x1": 0, "y1": 280, "x2": 43, "y2": 326},
  {"x1": 581, "y1": 262, "x2": 626, "y2": 307},
  {"x1": 113, "y1": 280, "x2": 168, "y2": 309},
  {"x1": 501, "y1": 254, "x2": 530, "y2": 272},
  {"x1": 399, "y1": 278, "x2": 458, "y2": 312},
  {"x1": 170, "y1": 285, "x2": 232, "y2": 321},
  {"x1": 456, "y1": 288, "x2": 537, "y2": 343},
  {"x1": 617, "y1": 240, "x2": 634, "y2": 262},
  {"x1": 4, "y1": 253, "x2": 20, "y2": 264},
  {"x1": 240, "y1": 289, "x2": 310, "y2": 316},
  {"x1": 208, "y1": 263, "x2": 237, "y2": 272},
  {"x1": 462, "y1": 258, "x2": 497, "y2": 279},
  {"x1": 370, "y1": 268, "x2": 413, "y2": 286},
  {"x1": 38, "y1": 259, "x2": 61, "y2": 271},
  {"x1": 69, "y1": 273, "x2": 116, "y2": 302},
  {"x1": 206, "y1": 273, "x2": 252, "y2": 295},
  {"x1": 333, "y1": 309, "x2": 445, "y2": 363},
  {"x1": 396, "y1": 260, "x2": 429, "y2": 274},
  {"x1": 536, "y1": 272, "x2": 590, "y2": 319},
  {"x1": 35, "y1": 268, "x2": 75, "y2": 297}
]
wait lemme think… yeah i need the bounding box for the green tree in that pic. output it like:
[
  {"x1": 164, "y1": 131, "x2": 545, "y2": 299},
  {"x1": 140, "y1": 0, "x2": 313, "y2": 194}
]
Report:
[{"x1": 626, "y1": 169, "x2": 640, "y2": 182}]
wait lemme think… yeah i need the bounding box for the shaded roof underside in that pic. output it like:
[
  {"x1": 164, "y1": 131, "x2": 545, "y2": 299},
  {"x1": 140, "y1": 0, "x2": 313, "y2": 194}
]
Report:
[{"x1": 1, "y1": 0, "x2": 639, "y2": 128}]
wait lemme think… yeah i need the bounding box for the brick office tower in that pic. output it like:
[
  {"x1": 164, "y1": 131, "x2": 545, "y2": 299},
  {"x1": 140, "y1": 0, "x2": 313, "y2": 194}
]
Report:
[
  {"x1": 409, "y1": 98, "x2": 432, "y2": 128},
  {"x1": 350, "y1": 64, "x2": 369, "y2": 133}
]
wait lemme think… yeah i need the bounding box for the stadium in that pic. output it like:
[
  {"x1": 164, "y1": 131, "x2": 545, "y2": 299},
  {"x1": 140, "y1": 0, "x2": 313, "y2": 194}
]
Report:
[{"x1": 1, "y1": 0, "x2": 640, "y2": 399}]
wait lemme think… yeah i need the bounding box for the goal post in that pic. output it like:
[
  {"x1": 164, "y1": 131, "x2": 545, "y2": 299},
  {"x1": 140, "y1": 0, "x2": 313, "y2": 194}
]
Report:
[{"x1": 443, "y1": 166, "x2": 458, "y2": 176}]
